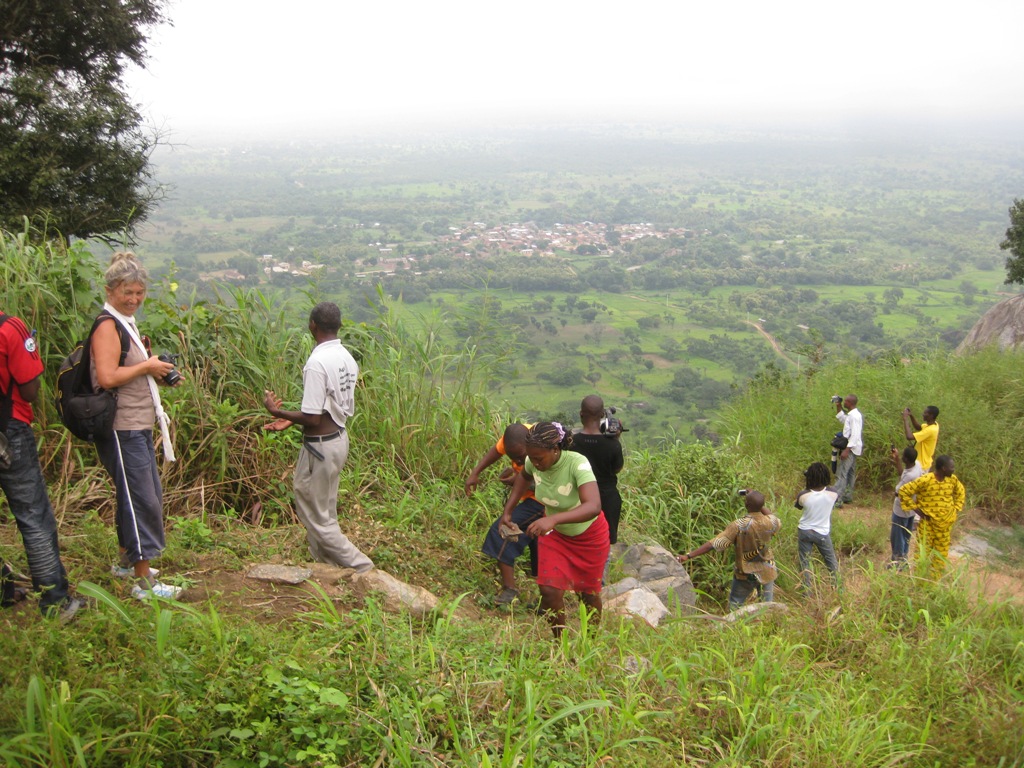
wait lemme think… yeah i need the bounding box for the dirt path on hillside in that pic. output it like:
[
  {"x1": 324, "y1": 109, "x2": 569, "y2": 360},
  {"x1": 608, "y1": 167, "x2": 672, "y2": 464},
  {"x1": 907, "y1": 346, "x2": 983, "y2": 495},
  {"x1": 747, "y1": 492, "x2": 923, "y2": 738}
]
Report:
[{"x1": 742, "y1": 320, "x2": 798, "y2": 366}]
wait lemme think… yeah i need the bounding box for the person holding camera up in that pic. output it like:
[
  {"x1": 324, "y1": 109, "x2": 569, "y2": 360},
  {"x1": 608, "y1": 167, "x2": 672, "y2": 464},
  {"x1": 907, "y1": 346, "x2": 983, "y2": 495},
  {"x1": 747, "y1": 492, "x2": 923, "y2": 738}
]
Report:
[
  {"x1": 901, "y1": 405, "x2": 940, "y2": 471},
  {"x1": 796, "y1": 462, "x2": 841, "y2": 592},
  {"x1": 831, "y1": 393, "x2": 863, "y2": 507},
  {"x1": 91, "y1": 252, "x2": 183, "y2": 600}
]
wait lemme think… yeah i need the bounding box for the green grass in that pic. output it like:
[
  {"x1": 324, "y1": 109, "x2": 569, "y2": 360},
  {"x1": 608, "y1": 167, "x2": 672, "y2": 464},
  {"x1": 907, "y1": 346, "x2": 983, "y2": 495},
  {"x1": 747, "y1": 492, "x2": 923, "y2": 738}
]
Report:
[{"x1": 3, "y1": 485, "x2": 1023, "y2": 767}]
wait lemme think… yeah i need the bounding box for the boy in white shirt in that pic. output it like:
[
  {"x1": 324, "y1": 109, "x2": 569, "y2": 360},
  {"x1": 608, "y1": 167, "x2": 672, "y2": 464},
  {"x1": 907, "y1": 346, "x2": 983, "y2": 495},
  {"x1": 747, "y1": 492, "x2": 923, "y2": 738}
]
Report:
[{"x1": 795, "y1": 462, "x2": 840, "y2": 592}]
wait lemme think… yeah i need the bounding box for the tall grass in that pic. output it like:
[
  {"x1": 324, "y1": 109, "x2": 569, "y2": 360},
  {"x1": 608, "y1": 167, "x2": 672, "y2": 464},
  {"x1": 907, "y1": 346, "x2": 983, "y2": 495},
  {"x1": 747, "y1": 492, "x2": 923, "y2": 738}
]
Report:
[
  {"x1": 0, "y1": 231, "x2": 510, "y2": 523},
  {"x1": 717, "y1": 349, "x2": 1024, "y2": 521}
]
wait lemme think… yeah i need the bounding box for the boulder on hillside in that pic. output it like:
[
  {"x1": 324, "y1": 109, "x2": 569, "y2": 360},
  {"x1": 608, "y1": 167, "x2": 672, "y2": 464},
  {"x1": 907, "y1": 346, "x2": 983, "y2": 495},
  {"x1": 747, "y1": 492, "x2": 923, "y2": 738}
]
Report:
[
  {"x1": 604, "y1": 587, "x2": 670, "y2": 627},
  {"x1": 957, "y1": 294, "x2": 1024, "y2": 353},
  {"x1": 349, "y1": 569, "x2": 439, "y2": 618},
  {"x1": 615, "y1": 543, "x2": 697, "y2": 615}
]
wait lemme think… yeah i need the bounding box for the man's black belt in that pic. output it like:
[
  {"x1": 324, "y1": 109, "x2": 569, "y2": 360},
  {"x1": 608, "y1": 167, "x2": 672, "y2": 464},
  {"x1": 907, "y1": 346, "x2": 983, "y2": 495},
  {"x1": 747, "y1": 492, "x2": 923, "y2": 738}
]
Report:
[{"x1": 303, "y1": 429, "x2": 344, "y2": 443}]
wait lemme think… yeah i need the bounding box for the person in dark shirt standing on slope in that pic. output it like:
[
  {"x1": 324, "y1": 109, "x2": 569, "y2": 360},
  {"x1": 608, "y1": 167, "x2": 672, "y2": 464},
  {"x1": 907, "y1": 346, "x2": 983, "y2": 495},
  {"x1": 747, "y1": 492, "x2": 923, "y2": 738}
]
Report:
[{"x1": 568, "y1": 395, "x2": 624, "y2": 547}]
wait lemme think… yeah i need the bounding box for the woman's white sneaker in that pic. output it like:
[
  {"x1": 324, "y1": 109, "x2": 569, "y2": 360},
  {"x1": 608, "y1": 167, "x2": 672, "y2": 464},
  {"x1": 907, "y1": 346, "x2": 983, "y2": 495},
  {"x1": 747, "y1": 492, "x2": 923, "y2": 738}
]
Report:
[{"x1": 131, "y1": 580, "x2": 182, "y2": 600}]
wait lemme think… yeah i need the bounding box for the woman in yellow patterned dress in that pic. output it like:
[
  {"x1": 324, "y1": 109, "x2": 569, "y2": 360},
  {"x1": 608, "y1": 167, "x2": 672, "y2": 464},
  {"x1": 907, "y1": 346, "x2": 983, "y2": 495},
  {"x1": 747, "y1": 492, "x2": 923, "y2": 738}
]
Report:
[{"x1": 897, "y1": 455, "x2": 965, "y2": 578}]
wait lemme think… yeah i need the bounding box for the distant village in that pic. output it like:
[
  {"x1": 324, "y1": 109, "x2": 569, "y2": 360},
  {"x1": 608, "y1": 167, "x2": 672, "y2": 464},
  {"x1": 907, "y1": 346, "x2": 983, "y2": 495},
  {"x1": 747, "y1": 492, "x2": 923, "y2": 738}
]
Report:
[
  {"x1": 352, "y1": 220, "x2": 695, "y2": 279},
  {"x1": 206, "y1": 220, "x2": 695, "y2": 283}
]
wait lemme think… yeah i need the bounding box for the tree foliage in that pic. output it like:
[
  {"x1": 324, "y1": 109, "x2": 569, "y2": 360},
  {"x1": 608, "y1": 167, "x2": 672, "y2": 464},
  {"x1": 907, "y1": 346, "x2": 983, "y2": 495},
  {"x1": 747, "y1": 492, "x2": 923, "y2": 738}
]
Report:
[
  {"x1": 1000, "y1": 198, "x2": 1024, "y2": 285},
  {"x1": 0, "y1": 0, "x2": 166, "y2": 241}
]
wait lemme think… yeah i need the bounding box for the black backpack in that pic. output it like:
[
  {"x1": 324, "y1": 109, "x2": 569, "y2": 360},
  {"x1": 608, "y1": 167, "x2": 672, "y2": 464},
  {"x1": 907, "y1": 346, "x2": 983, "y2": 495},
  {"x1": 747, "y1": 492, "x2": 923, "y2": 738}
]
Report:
[{"x1": 54, "y1": 312, "x2": 130, "y2": 442}]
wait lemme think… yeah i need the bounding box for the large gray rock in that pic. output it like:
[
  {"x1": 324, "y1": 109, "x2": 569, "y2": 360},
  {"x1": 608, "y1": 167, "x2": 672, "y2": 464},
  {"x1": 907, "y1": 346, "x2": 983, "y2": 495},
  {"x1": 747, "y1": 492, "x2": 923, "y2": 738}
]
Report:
[
  {"x1": 604, "y1": 587, "x2": 670, "y2": 627},
  {"x1": 602, "y1": 577, "x2": 642, "y2": 601},
  {"x1": 957, "y1": 294, "x2": 1024, "y2": 353},
  {"x1": 951, "y1": 534, "x2": 1003, "y2": 558},
  {"x1": 645, "y1": 575, "x2": 696, "y2": 614},
  {"x1": 613, "y1": 543, "x2": 696, "y2": 615},
  {"x1": 350, "y1": 569, "x2": 439, "y2": 618},
  {"x1": 309, "y1": 562, "x2": 357, "y2": 582}
]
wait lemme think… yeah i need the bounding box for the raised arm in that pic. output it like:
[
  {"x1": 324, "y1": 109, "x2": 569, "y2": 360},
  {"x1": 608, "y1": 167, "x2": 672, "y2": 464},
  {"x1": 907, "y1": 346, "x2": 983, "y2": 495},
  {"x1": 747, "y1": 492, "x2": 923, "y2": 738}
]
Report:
[
  {"x1": 902, "y1": 408, "x2": 919, "y2": 441},
  {"x1": 465, "y1": 444, "x2": 503, "y2": 496}
]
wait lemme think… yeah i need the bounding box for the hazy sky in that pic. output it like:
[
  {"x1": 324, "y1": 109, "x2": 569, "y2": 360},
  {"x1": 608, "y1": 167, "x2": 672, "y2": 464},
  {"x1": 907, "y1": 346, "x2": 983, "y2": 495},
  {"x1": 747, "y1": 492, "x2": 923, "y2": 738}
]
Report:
[{"x1": 129, "y1": 0, "x2": 1024, "y2": 139}]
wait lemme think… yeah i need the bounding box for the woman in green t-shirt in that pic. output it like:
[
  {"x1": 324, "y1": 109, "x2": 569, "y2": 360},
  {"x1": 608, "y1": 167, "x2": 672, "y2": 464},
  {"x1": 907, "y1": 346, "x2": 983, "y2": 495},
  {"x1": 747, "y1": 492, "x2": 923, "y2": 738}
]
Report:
[{"x1": 500, "y1": 421, "x2": 610, "y2": 637}]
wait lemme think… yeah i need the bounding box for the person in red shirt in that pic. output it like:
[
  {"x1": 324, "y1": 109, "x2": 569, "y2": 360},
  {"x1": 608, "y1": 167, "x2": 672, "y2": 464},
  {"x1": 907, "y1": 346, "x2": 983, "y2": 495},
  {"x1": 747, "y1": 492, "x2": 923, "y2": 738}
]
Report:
[{"x1": 0, "y1": 311, "x2": 81, "y2": 619}]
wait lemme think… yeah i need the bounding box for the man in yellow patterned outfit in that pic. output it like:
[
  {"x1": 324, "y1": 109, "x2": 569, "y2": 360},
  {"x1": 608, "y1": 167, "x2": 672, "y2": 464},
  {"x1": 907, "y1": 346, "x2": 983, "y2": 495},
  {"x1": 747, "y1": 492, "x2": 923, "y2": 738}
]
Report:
[{"x1": 898, "y1": 455, "x2": 965, "y2": 578}]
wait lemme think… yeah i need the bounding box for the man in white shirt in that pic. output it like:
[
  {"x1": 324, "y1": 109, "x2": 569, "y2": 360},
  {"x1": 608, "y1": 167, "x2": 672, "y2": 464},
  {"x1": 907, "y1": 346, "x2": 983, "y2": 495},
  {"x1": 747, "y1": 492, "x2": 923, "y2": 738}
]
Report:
[
  {"x1": 263, "y1": 302, "x2": 373, "y2": 571},
  {"x1": 832, "y1": 393, "x2": 863, "y2": 506}
]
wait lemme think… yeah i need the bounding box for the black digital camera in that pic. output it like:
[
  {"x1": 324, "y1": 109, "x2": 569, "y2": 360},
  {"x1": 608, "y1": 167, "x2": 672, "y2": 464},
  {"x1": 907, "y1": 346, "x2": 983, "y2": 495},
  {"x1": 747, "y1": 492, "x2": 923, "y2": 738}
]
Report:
[
  {"x1": 599, "y1": 406, "x2": 626, "y2": 437},
  {"x1": 159, "y1": 353, "x2": 182, "y2": 386}
]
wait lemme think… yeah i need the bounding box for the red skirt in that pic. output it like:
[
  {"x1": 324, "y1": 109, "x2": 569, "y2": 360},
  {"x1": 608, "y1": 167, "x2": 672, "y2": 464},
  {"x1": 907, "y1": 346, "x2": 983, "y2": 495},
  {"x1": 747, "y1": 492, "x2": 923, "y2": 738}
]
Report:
[{"x1": 537, "y1": 512, "x2": 610, "y2": 594}]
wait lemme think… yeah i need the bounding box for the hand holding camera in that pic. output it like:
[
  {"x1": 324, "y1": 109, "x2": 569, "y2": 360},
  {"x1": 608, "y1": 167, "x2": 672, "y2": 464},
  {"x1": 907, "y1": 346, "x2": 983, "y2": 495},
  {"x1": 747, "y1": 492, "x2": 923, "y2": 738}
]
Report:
[
  {"x1": 600, "y1": 406, "x2": 627, "y2": 437},
  {"x1": 830, "y1": 395, "x2": 842, "y2": 404},
  {"x1": 158, "y1": 353, "x2": 182, "y2": 386}
]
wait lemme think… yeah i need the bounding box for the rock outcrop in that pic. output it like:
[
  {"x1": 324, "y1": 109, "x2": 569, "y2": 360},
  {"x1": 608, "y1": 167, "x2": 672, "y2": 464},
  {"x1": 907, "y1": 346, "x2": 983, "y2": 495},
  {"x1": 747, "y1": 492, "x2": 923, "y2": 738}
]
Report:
[
  {"x1": 603, "y1": 543, "x2": 697, "y2": 626},
  {"x1": 957, "y1": 294, "x2": 1024, "y2": 353},
  {"x1": 245, "y1": 563, "x2": 441, "y2": 619},
  {"x1": 246, "y1": 564, "x2": 313, "y2": 585}
]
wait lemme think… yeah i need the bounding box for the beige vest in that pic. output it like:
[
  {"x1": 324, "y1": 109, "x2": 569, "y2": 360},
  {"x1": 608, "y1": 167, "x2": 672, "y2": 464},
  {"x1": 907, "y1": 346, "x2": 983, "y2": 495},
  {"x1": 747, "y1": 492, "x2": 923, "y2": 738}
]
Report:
[{"x1": 90, "y1": 327, "x2": 156, "y2": 431}]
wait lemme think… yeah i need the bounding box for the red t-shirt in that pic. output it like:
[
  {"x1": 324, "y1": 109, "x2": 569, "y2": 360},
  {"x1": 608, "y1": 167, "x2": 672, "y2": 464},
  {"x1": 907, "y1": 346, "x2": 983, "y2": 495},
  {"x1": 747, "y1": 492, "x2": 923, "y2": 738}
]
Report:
[{"x1": 0, "y1": 314, "x2": 43, "y2": 424}]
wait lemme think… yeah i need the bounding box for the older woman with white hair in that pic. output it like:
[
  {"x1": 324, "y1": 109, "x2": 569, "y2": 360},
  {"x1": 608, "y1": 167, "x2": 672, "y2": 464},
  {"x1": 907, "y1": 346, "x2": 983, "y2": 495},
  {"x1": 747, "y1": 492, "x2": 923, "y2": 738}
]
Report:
[{"x1": 90, "y1": 251, "x2": 183, "y2": 600}]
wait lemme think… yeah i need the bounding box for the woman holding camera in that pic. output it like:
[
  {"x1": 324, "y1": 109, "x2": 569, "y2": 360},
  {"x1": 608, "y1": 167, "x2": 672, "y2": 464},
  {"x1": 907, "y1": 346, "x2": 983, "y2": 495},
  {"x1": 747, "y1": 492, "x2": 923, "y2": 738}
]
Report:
[{"x1": 91, "y1": 252, "x2": 183, "y2": 600}]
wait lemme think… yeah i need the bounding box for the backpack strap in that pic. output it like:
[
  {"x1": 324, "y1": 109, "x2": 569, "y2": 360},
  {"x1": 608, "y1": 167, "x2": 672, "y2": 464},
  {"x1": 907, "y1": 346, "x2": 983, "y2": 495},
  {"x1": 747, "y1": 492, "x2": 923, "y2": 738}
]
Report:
[
  {"x1": 71, "y1": 311, "x2": 133, "y2": 399},
  {"x1": 79, "y1": 311, "x2": 131, "y2": 392},
  {"x1": 93, "y1": 310, "x2": 131, "y2": 367}
]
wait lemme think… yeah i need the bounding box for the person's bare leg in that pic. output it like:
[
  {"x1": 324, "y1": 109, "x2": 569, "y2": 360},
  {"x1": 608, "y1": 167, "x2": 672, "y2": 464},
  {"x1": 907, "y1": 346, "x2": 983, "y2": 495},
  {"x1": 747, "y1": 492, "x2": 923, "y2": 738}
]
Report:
[
  {"x1": 498, "y1": 561, "x2": 517, "y2": 590},
  {"x1": 539, "y1": 584, "x2": 566, "y2": 637}
]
